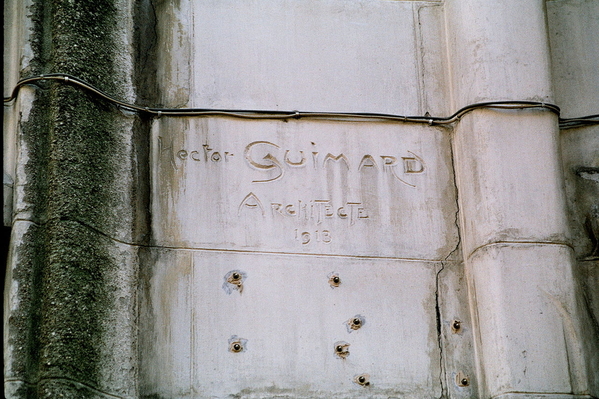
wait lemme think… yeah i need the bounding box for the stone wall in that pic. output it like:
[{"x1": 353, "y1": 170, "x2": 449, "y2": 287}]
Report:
[{"x1": 4, "y1": 0, "x2": 598, "y2": 398}]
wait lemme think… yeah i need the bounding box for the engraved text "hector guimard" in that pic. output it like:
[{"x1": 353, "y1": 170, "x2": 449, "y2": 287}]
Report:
[{"x1": 244, "y1": 141, "x2": 425, "y2": 187}]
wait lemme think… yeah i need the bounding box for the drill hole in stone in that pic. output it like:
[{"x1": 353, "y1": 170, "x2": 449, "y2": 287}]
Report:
[
  {"x1": 455, "y1": 371, "x2": 470, "y2": 387},
  {"x1": 328, "y1": 272, "x2": 341, "y2": 288},
  {"x1": 228, "y1": 335, "x2": 247, "y2": 353},
  {"x1": 451, "y1": 319, "x2": 462, "y2": 333},
  {"x1": 346, "y1": 314, "x2": 365, "y2": 332},
  {"x1": 354, "y1": 373, "x2": 370, "y2": 387},
  {"x1": 223, "y1": 270, "x2": 246, "y2": 295},
  {"x1": 334, "y1": 341, "x2": 350, "y2": 359}
]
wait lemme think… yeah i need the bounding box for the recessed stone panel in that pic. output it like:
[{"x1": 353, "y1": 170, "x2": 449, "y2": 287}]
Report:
[
  {"x1": 151, "y1": 118, "x2": 457, "y2": 260},
  {"x1": 188, "y1": 0, "x2": 437, "y2": 114},
  {"x1": 140, "y1": 249, "x2": 442, "y2": 398}
]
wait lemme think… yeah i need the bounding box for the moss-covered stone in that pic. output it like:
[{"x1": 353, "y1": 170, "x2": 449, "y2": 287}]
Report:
[{"x1": 7, "y1": 0, "x2": 140, "y2": 397}]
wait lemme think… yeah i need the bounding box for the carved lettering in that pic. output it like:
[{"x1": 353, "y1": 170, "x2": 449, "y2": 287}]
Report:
[
  {"x1": 244, "y1": 141, "x2": 284, "y2": 183},
  {"x1": 295, "y1": 229, "x2": 332, "y2": 245},
  {"x1": 402, "y1": 151, "x2": 425, "y2": 173},
  {"x1": 271, "y1": 203, "x2": 283, "y2": 215},
  {"x1": 190, "y1": 151, "x2": 201, "y2": 161},
  {"x1": 358, "y1": 155, "x2": 378, "y2": 171},
  {"x1": 173, "y1": 144, "x2": 233, "y2": 164},
  {"x1": 238, "y1": 192, "x2": 265, "y2": 217},
  {"x1": 169, "y1": 138, "x2": 426, "y2": 188},
  {"x1": 268, "y1": 199, "x2": 368, "y2": 226},
  {"x1": 158, "y1": 136, "x2": 178, "y2": 170},
  {"x1": 381, "y1": 155, "x2": 415, "y2": 187},
  {"x1": 202, "y1": 144, "x2": 213, "y2": 162},
  {"x1": 312, "y1": 152, "x2": 319, "y2": 169},
  {"x1": 285, "y1": 150, "x2": 307, "y2": 167},
  {"x1": 245, "y1": 141, "x2": 280, "y2": 170},
  {"x1": 347, "y1": 202, "x2": 369, "y2": 225},
  {"x1": 314, "y1": 200, "x2": 335, "y2": 225},
  {"x1": 177, "y1": 150, "x2": 188, "y2": 160},
  {"x1": 323, "y1": 153, "x2": 350, "y2": 170}
]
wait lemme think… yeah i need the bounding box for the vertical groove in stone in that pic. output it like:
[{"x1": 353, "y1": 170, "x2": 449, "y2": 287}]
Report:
[{"x1": 5, "y1": 0, "x2": 139, "y2": 397}]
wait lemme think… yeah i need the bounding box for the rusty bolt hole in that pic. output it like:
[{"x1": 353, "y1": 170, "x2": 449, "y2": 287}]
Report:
[
  {"x1": 223, "y1": 270, "x2": 246, "y2": 294},
  {"x1": 334, "y1": 341, "x2": 350, "y2": 359},
  {"x1": 451, "y1": 319, "x2": 462, "y2": 333},
  {"x1": 231, "y1": 343, "x2": 242, "y2": 352},
  {"x1": 456, "y1": 372, "x2": 470, "y2": 387},
  {"x1": 228, "y1": 335, "x2": 247, "y2": 353},
  {"x1": 354, "y1": 374, "x2": 370, "y2": 387},
  {"x1": 328, "y1": 272, "x2": 341, "y2": 288},
  {"x1": 346, "y1": 315, "x2": 365, "y2": 332}
]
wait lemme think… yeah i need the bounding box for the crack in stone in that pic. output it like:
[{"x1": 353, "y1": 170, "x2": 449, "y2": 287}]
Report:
[
  {"x1": 435, "y1": 133, "x2": 463, "y2": 399},
  {"x1": 435, "y1": 262, "x2": 447, "y2": 399}
]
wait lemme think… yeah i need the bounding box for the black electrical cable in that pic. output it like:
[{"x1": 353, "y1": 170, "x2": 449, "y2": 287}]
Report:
[{"x1": 4, "y1": 73, "x2": 598, "y2": 129}]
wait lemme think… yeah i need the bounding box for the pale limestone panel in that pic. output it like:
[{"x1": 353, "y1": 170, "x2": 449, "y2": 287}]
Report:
[
  {"x1": 151, "y1": 118, "x2": 457, "y2": 260},
  {"x1": 140, "y1": 249, "x2": 442, "y2": 398},
  {"x1": 445, "y1": 0, "x2": 554, "y2": 108},
  {"x1": 547, "y1": 0, "x2": 599, "y2": 119},
  {"x1": 188, "y1": 0, "x2": 443, "y2": 114},
  {"x1": 453, "y1": 111, "x2": 569, "y2": 257},
  {"x1": 468, "y1": 244, "x2": 584, "y2": 397}
]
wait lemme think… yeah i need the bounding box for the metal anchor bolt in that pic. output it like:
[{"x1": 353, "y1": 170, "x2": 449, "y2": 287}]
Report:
[
  {"x1": 334, "y1": 341, "x2": 350, "y2": 359},
  {"x1": 228, "y1": 335, "x2": 247, "y2": 353},
  {"x1": 223, "y1": 270, "x2": 246, "y2": 294},
  {"x1": 456, "y1": 371, "x2": 470, "y2": 387},
  {"x1": 451, "y1": 319, "x2": 462, "y2": 333},
  {"x1": 354, "y1": 373, "x2": 370, "y2": 387},
  {"x1": 231, "y1": 343, "x2": 242, "y2": 352},
  {"x1": 346, "y1": 314, "x2": 365, "y2": 332},
  {"x1": 328, "y1": 272, "x2": 341, "y2": 288}
]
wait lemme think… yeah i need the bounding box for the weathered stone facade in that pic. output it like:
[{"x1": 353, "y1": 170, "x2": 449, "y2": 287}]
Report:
[{"x1": 4, "y1": 0, "x2": 598, "y2": 398}]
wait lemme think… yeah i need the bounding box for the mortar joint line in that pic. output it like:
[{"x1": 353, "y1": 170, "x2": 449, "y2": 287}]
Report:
[{"x1": 467, "y1": 240, "x2": 574, "y2": 261}]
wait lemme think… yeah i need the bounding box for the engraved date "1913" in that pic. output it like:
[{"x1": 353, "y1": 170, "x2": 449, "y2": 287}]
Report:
[{"x1": 295, "y1": 229, "x2": 332, "y2": 245}]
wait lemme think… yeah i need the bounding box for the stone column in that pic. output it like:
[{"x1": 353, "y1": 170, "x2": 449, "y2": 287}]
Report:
[
  {"x1": 4, "y1": 1, "x2": 143, "y2": 397},
  {"x1": 446, "y1": 1, "x2": 590, "y2": 397}
]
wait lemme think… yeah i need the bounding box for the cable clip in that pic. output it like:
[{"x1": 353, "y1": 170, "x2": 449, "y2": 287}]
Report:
[
  {"x1": 64, "y1": 76, "x2": 70, "y2": 82},
  {"x1": 293, "y1": 111, "x2": 300, "y2": 119}
]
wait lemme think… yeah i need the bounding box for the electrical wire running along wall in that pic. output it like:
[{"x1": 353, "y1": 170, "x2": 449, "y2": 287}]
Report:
[{"x1": 5, "y1": 73, "x2": 598, "y2": 128}]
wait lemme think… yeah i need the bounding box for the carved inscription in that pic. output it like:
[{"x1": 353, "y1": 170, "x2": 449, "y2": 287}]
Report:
[
  {"x1": 295, "y1": 229, "x2": 332, "y2": 245},
  {"x1": 159, "y1": 136, "x2": 429, "y2": 248},
  {"x1": 177, "y1": 145, "x2": 234, "y2": 163},
  {"x1": 243, "y1": 141, "x2": 424, "y2": 186},
  {"x1": 162, "y1": 138, "x2": 425, "y2": 187},
  {"x1": 237, "y1": 193, "x2": 368, "y2": 245},
  {"x1": 271, "y1": 199, "x2": 368, "y2": 225}
]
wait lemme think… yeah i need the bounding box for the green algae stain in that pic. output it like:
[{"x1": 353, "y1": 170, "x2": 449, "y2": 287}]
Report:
[{"x1": 10, "y1": 0, "x2": 136, "y2": 396}]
